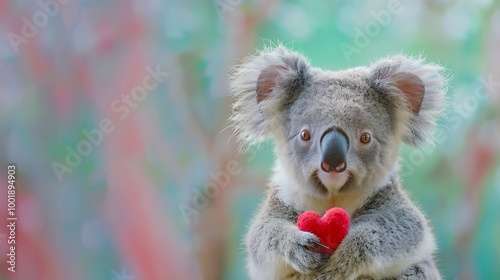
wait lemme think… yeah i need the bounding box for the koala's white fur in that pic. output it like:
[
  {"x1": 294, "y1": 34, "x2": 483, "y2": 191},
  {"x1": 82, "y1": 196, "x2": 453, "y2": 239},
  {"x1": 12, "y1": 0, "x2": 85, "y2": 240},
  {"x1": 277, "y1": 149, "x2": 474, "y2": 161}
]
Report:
[{"x1": 230, "y1": 45, "x2": 447, "y2": 280}]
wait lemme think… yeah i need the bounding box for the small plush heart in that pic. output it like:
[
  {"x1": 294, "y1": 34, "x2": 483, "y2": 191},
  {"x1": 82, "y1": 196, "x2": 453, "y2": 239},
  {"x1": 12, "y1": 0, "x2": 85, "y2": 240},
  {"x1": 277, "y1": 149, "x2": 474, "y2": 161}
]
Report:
[{"x1": 297, "y1": 207, "x2": 350, "y2": 255}]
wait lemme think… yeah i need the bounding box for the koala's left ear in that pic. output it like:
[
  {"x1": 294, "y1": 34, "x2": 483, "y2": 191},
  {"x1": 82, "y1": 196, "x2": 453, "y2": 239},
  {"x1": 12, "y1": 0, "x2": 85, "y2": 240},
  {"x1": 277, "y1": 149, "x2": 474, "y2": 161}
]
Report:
[{"x1": 370, "y1": 55, "x2": 449, "y2": 146}]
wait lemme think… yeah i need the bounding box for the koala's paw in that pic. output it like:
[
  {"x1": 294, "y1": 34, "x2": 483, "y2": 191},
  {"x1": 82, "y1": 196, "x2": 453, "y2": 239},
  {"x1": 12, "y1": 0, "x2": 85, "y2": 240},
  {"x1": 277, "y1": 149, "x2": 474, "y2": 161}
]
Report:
[
  {"x1": 314, "y1": 273, "x2": 340, "y2": 280},
  {"x1": 286, "y1": 231, "x2": 330, "y2": 274},
  {"x1": 316, "y1": 275, "x2": 371, "y2": 280}
]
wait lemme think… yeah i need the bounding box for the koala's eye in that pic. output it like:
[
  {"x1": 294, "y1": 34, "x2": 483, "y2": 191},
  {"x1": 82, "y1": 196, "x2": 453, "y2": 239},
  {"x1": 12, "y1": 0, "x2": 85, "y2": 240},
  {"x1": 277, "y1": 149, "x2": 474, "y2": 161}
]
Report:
[
  {"x1": 360, "y1": 132, "x2": 371, "y2": 144},
  {"x1": 300, "y1": 130, "x2": 311, "y2": 141}
]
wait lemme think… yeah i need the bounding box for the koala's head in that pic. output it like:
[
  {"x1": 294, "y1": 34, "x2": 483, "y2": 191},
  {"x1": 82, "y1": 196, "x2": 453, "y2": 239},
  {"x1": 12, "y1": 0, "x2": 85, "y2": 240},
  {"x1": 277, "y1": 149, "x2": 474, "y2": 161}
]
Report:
[{"x1": 230, "y1": 46, "x2": 447, "y2": 199}]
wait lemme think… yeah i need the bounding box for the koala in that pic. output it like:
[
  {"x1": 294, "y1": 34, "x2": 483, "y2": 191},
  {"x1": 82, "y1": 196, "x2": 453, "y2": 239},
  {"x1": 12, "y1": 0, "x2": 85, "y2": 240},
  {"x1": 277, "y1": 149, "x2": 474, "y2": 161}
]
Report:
[{"x1": 229, "y1": 45, "x2": 447, "y2": 280}]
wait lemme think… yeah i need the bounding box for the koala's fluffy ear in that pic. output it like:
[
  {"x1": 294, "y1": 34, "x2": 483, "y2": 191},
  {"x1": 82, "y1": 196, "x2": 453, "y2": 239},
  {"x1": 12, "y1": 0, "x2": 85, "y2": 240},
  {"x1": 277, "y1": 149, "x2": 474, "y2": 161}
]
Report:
[
  {"x1": 370, "y1": 55, "x2": 448, "y2": 146},
  {"x1": 230, "y1": 46, "x2": 310, "y2": 146}
]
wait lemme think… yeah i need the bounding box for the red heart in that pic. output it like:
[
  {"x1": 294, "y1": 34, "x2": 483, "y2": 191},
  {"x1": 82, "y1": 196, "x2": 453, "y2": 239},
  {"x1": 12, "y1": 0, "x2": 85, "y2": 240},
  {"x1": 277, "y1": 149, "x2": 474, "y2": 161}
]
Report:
[{"x1": 297, "y1": 207, "x2": 350, "y2": 255}]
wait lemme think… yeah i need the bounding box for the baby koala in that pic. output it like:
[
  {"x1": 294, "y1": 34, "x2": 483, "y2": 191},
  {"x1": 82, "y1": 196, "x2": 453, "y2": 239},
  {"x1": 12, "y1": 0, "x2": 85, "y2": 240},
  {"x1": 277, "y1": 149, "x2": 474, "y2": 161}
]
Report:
[{"x1": 230, "y1": 45, "x2": 447, "y2": 280}]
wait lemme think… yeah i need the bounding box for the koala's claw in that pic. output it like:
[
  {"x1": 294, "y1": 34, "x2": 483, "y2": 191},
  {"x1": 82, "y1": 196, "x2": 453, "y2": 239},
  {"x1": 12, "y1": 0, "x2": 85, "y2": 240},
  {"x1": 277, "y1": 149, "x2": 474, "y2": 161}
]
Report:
[
  {"x1": 287, "y1": 231, "x2": 329, "y2": 274},
  {"x1": 296, "y1": 230, "x2": 320, "y2": 247}
]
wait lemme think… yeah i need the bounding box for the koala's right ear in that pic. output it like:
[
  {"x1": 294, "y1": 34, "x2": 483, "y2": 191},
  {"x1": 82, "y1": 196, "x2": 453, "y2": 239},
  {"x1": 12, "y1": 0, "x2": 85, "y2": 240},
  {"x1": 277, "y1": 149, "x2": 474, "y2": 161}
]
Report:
[{"x1": 230, "y1": 46, "x2": 310, "y2": 145}]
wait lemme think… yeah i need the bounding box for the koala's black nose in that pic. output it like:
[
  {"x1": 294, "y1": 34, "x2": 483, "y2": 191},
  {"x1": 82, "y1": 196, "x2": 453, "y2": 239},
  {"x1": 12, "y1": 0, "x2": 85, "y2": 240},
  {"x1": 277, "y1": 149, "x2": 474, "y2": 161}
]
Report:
[{"x1": 320, "y1": 129, "x2": 349, "y2": 173}]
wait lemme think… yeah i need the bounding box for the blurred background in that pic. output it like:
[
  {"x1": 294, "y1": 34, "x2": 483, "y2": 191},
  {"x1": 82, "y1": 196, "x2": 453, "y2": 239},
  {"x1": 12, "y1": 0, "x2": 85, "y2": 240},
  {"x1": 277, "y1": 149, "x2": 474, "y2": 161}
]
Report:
[{"x1": 0, "y1": 0, "x2": 499, "y2": 279}]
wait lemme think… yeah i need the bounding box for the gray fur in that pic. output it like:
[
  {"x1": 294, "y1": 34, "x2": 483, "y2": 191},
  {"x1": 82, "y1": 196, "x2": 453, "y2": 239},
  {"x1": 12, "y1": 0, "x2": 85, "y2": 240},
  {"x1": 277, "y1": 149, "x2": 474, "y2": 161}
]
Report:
[{"x1": 231, "y1": 44, "x2": 447, "y2": 280}]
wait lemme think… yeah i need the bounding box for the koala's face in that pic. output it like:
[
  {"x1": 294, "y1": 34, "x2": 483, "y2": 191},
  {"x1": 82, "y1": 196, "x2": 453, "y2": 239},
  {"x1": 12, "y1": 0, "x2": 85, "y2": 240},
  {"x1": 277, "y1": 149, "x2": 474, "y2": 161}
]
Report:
[
  {"x1": 282, "y1": 70, "x2": 398, "y2": 197},
  {"x1": 231, "y1": 46, "x2": 446, "y2": 198}
]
